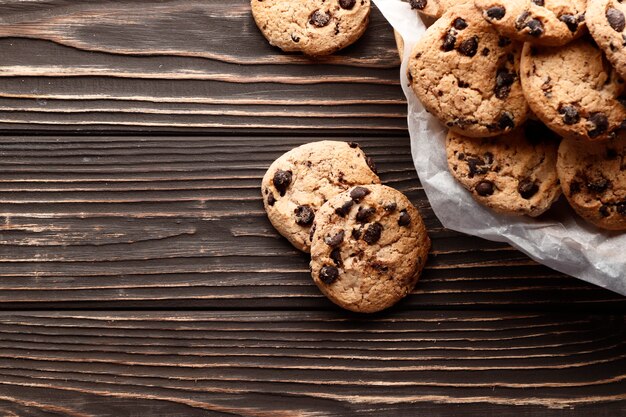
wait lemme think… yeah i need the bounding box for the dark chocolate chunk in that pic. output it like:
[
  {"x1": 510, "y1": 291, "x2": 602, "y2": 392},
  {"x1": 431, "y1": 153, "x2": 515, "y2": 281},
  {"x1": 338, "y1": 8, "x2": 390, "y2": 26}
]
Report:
[
  {"x1": 600, "y1": 205, "x2": 611, "y2": 217},
  {"x1": 515, "y1": 11, "x2": 531, "y2": 30},
  {"x1": 607, "y1": 8, "x2": 626, "y2": 33},
  {"x1": 267, "y1": 193, "x2": 276, "y2": 206},
  {"x1": 587, "y1": 178, "x2": 610, "y2": 193},
  {"x1": 409, "y1": 0, "x2": 427, "y2": 10},
  {"x1": 350, "y1": 186, "x2": 370, "y2": 202},
  {"x1": 356, "y1": 206, "x2": 376, "y2": 223},
  {"x1": 398, "y1": 209, "x2": 411, "y2": 226},
  {"x1": 498, "y1": 111, "x2": 515, "y2": 130},
  {"x1": 339, "y1": 0, "x2": 356, "y2": 10},
  {"x1": 365, "y1": 156, "x2": 377, "y2": 173},
  {"x1": 334, "y1": 200, "x2": 354, "y2": 217},
  {"x1": 617, "y1": 202, "x2": 626, "y2": 215},
  {"x1": 588, "y1": 113, "x2": 609, "y2": 138},
  {"x1": 457, "y1": 152, "x2": 466, "y2": 160},
  {"x1": 325, "y1": 230, "x2": 345, "y2": 247},
  {"x1": 294, "y1": 205, "x2": 315, "y2": 226},
  {"x1": 351, "y1": 228, "x2": 362, "y2": 239},
  {"x1": 319, "y1": 265, "x2": 339, "y2": 284},
  {"x1": 486, "y1": 6, "x2": 506, "y2": 20},
  {"x1": 384, "y1": 202, "x2": 397, "y2": 212},
  {"x1": 273, "y1": 170, "x2": 292, "y2": 196},
  {"x1": 309, "y1": 10, "x2": 331, "y2": 27},
  {"x1": 525, "y1": 18, "x2": 545, "y2": 37},
  {"x1": 442, "y1": 31, "x2": 456, "y2": 51},
  {"x1": 518, "y1": 179, "x2": 539, "y2": 199},
  {"x1": 559, "y1": 14, "x2": 579, "y2": 32},
  {"x1": 482, "y1": 47, "x2": 491, "y2": 56},
  {"x1": 495, "y1": 68, "x2": 515, "y2": 99},
  {"x1": 475, "y1": 180, "x2": 495, "y2": 196},
  {"x1": 458, "y1": 36, "x2": 479, "y2": 57},
  {"x1": 467, "y1": 157, "x2": 488, "y2": 177},
  {"x1": 330, "y1": 248, "x2": 343, "y2": 267},
  {"x1": 363, "y1": 222, "x2": 383, "y2": 245},
  {"x1": 453, "y1": 18, "x2": 468, "y2": 30},
  {"x1": 291, "y1": 34, "x2": 300, "y2": 43},
  {"x1": 558, "y1": 105, "x2": 580, "y2": 125}
]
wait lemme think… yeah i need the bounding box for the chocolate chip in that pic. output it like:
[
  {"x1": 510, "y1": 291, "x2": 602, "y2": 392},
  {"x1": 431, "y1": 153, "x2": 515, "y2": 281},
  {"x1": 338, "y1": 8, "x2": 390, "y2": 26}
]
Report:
[
  {"x1": 453, "y1": 18, "x2": 468, "y2": 30},
  {"x1": 515, "y1": 11, "x2": 531, "y2": 30},
  {"x1": 309, "y1": 10, "x2": 331, "y2": 27},
  {"x1": 607, "y1": 8, "x2": 626, "y2": 32},
  {"x1": 482, "y1": 47, "x2": 491, "y2": 56},
  {"x1": 457, "y1": 152, "x2": 465, "y2": 160},
  {"x1": 365, "y1": 156, "x2": 377, "y2": 173},
  {"x1": 442, "y1": 31, "x2": 456, "y2": 51},
  {"x1": 363, "y1": 222, "x2": 383, "y2": 245},
  {"x1": 384, "y1": 202, "x2": 397, "y2": 212},
  {"x1": 356, "y1": 206, "x2": 376, "y2": 223},
  {"x1": 486, "y1": 6, "x2": 506, "y2": 20},
  {"x1": 351, "y1": 228, "x2": 362, "y2": 239},
  {"x1": 409, "y1": 0, "x2": 427, "y2": 10},
  {"x1": 467, "y1": 157, "x2": 487, "y2": 177},
  {"x1": 319, "y1": 265, "x2": 339, "y2": 284},
  {"x1": 558, "y1": 105, "x2": 580, "y2": 125},
  {"x1": 348, "y1": 141, "x2": 359, "y2": 148},
  {"x1": 330, "y1": 248, "x2": 343, "y2": 267},
  {"x1": 334, "y1": 200, "x2": 354, "y2": 217},
  {"x1": 324, "y1": 230, "x2": 345, "y2": 247},
  {"x1": 588, "y1": 113, "x2": 609, "y2": 138},
  {"x1": 350, "y1": 186, "x2": 370, "y2": 202},
  {"x1": 559, "y1": 14, "x2": 579, "y2": 32},
  {"x1": 525, "y1": 18, "x2": 545, "y2": 37},
  {"x1": 600, "y1": 205, "x2": 611, "y2": 217},
  {"x1": 518, "y1": 179, "x2": 539, "y2": 199},
  {"x1": 617, "y1": 202, "x2": 626, "y2": 215},
  {"x1": 291, "y1": 34, "x2": 300, "y2": 43},
  {"x1": 569, "y1": 180, "x2": 581, "y2": 195},
  {"x1": 498, "y1": 36, "x2": 511, "y2": 47},
  {"x1": 267, "y1": 193, "x2": 276, "y2": 206},
  {"x1": 475, "y1": 180, "x2": 495, "y2": 196},
  {"x1": 498, "y1": 112, "x2": 515, "y2": 130},
  {"x1": 294, "y1": 205, "x2": 315, "y2": 226},
  {"x1": 398, "y1": 209, "x2": 411, "y2": 226},
  {"x1": 339, "y1": 0, "x2": 356, "y2": 10},
  {"x1": 532, "y1": 0, "x2": 544, "y2": 5},
  {"x1": 458, "y1": 36, "x2": 478, "y2": 57},
  {"x1": 587, "y1": 178, "x2": 610, "y2": 193},
  {"x1": 309, "y1": 222, "x2": 316, "y2": 241},
  {"x1": 495, "y1": 68, "x2": 515, "y2": 99},
  {"x1": 273, "y1": 170, "x2": 292, "y2": 196}
]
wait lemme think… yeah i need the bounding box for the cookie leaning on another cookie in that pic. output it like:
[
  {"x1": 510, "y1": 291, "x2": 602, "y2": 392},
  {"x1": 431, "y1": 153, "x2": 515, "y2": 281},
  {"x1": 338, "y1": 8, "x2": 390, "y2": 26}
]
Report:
[
  {"x1": 557, "y1": 134, "x2": 626, "y2": 231},
  {"x1": 310, "y1": 184, "x2": 430, "y2": 313},
  {"x1": 408, "y1": 3, "x2": 529, "y2": 138},
  {"x1": 520, "y1": 37, "x2": 626, "y2": 142},
  {"x1": 446, "y1": 120, "x2": 561, "y2": 217},
  {"x1": 409, "y1": 0, "x2": 473, "y2": 19},
  {"x1": 475, "y1": 0, "x2": 587, "y2": 46},
  {"x1": 587, "y1": 0, "x2": 626, "y2": 80},
  {"x1": 262, "y1": 141, "x2": 380, "y2": 252},
  {"x1": 251, "y1": 0, "x2": 370, "y2": 56}
]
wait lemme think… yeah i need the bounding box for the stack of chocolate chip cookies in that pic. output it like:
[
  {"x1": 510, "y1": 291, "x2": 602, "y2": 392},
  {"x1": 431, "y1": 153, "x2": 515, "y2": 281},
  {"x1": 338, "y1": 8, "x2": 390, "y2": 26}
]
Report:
[
  {"x1": 262, "y1": 141, "x2": 431, "y2": 312},
  {"x1": 407, "y1": 0, "x2": 626, "y2": 231}
]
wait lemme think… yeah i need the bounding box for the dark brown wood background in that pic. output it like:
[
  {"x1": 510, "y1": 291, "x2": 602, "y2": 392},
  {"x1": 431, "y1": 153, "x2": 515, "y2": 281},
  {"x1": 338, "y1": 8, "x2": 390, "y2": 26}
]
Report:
[{"x1": 0, "y1": 1, "x2": 624, "y2": 415}]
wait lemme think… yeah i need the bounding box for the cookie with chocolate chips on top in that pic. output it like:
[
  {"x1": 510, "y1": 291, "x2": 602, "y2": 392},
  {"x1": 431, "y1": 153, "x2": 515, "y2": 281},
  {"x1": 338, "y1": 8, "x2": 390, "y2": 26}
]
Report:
[
  {"x1": 446, "y1": 119, "x2": 562, "y2": 216},
  {"x1": 408, "y1": 0, "x2": 473, "y2": 19},
  {"x1": 408, "y1": 3, "x2": 529, "y2": 138},
  {"x1": 251, "y1": 0, "x2": 370, "y2": 56},
  {"x1": 262, "y1": 141, "x2": 380, "y2": 252},
  {"x1": 587, "y1": 0, "x2": 626, "y2": 80},
  {"x1": 557, "y1": 133, "x2": 626, "y2": 231},
  {"x1": 310, "y1": 185, "x2": 430, "y2": 313},
  {"x1": 520, "y1": 37, "x2": 626, "y2": 142},
  {"x1": 475, "y1": 0, "x2": 587, "y2": 46}
]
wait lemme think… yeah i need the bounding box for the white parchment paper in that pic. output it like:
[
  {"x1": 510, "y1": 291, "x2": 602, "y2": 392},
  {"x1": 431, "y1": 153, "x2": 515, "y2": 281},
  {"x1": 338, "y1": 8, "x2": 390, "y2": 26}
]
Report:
[{"x1": 374, "y1": 0, "x2": 626, "y2": 295}]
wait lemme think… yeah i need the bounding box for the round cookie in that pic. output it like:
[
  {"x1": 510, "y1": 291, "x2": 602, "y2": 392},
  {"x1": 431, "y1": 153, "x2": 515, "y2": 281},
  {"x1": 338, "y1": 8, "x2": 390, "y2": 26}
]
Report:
[
  {"x1": 446, "y1": 120, "x2": 562, "y2": 217},
  {"x1": 310, "y1": 185, "x2": 430, "y2": 313},
  {"x1": 587, "y1": 0, "x2": 626, "y2": 80},
  {"x1": 251, "y1": 0, "x2": 370, "y2": 56},
  {"x1": 408, "y1": 3, "x2": 529, "y2": 138},
  {"x1": 409, "y1": 0, "x2": 473, "y2": 19},
  {"x1": 557, "y1": 133, "x2": 626, "y2": 231},
  {"x1": 262, "y1": 141, "x2": 380, "y2": 252},
  {"x1": 520, "y1": 38, "x2": 626, "y2": 142},
  {"x1": 475, "y1": 0, "x2": 587, "y2": 46}
]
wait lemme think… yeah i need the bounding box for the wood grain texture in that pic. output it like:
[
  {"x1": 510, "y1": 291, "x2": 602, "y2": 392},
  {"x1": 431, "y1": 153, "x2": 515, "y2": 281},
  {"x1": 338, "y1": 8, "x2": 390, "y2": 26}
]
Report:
[
  {"x1": 0, "y1": 311, "x2": 624, "y2": 416},
  {"x1": 0, "y1": 135, "x2": 622, "y2": 310},
  {"x1": 0, "y1": 1, "x2": 404, "y2": 132}
]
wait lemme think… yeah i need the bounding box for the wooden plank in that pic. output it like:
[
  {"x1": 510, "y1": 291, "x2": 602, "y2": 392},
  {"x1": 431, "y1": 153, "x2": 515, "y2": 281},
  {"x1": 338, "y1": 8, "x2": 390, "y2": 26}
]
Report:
[
  {"x1": 0, "y1": 1, "x2": 405, "y2": 132},
  {"x1": 0, "y1": 311, "x2": 624, "y2": 416},
  {"x1": 0, "y1": 134, "x2": 622, "y2": 309}
]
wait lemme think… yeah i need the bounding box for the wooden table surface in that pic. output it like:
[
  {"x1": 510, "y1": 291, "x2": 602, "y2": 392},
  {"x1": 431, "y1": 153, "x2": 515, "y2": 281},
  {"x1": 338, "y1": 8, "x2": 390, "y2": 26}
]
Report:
[{"x1": 0, "y1": 1, "x2": 624, "y2": 415}]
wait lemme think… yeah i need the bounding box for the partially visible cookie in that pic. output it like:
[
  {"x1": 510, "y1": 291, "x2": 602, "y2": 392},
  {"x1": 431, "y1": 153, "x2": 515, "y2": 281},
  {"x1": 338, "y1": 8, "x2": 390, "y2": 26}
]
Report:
[
  {"x1": 587, "y1": 0, "x2": 626, "y2": 80},
  {"x1": 520, "y1": 38, "x2": 626, "y2": 142},
  {"x1": 557, "y1": 133, "x2": 626, "y2": 231},
  {"x1": 310, "y1": 184, "x2": 430, "y2": 313},
  {"x1": 446, "y1": 120, "x2": 562, "y2": 216},
  {"x1": 251, "y1": 0, "x2": 370, "y2": 56},
  {"x1": 408, "y1": 3, "x2": 529, "y2": 138},
  {"x1": 262, "y1": 141, "x2": 380, "y2": 252},
  {"x1": 475, "y1": 0, "x2": 587, "y2": 46},
  {"x1": 409, "y1": 0, "x2": 473, "y2": 19},
  {"x1": 394, "y1": 30, "x2": 405, "y2": 60}
]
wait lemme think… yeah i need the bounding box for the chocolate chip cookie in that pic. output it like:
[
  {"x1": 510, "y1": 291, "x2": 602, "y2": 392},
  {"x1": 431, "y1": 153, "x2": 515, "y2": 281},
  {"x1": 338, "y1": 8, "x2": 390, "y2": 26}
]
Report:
[
  {"x1": 446, "y1": 120, "x2": 562, "y2": 216},
  {"x1": 557, "y1": 134, "x2": 626, "y2": 231},
  {"x1": 310, "y1": 184, "x2": 430, "y2": 313},
  {"x1": 262, "y1": 141, "x2": 380, "y2": 252},
  {"x1": 409, "y1": 0, "x2": 473, "y2": 19},
  {"x1": 520, "y1": 37, "x2": 626, "y2": 142},
  {"x1": 408, "y1": 3, "x2": 529, "y2": 138},
  {"x1": 587, "y1": 0, "x2": 626, "y2": 80},
  {"x1": 251, "y1": 0, "x2": 370, "y2": 56},
  {"x1": 475, "y1": 0, "x2": 587, "y2": 46}
]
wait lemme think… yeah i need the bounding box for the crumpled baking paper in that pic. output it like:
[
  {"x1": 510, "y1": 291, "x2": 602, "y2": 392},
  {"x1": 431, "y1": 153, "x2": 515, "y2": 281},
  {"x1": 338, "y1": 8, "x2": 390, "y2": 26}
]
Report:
[{"x1": 374, "y1": 0, "x2": 626, "y2": 295}]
